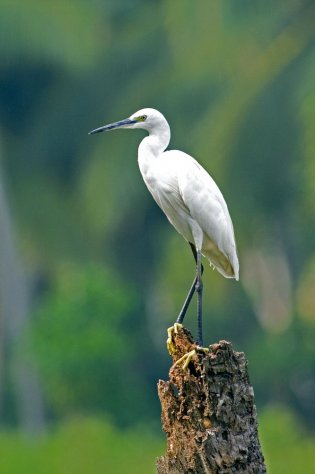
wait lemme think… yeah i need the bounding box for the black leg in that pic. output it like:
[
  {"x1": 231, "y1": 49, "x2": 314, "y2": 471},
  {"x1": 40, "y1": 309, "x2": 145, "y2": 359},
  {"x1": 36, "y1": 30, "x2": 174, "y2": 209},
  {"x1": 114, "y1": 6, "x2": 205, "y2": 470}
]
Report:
[
  {"x1": 176, "y1": 243, "x2": 204, "y2": 325},
  {"x1": 195, "y1": 249, "x2": 203, "y2": 346},
  {"x1": 176, "y1": 276, "x2": 197, "y2": 324}
]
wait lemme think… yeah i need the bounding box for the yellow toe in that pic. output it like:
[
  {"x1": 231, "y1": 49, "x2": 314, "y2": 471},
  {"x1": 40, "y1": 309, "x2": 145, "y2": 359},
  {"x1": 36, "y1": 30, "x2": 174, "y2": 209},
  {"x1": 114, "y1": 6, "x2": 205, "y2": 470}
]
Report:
[{"x1": 166, "y1": 323, "x2": 183, "y2": 355}]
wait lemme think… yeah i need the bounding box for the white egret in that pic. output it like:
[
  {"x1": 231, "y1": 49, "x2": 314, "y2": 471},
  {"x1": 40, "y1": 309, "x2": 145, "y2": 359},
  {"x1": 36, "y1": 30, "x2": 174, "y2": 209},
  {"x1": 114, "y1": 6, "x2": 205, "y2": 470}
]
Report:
[{"x1": 89, "y1": 108, "x2": 239, "y2": 351}]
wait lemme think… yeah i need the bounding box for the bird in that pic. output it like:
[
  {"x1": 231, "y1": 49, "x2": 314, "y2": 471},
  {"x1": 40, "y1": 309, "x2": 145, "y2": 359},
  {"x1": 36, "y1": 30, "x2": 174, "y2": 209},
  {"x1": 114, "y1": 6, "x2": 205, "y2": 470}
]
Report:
[{"x1": 89, "y1": 108, "x2": 239, "y2": 356}]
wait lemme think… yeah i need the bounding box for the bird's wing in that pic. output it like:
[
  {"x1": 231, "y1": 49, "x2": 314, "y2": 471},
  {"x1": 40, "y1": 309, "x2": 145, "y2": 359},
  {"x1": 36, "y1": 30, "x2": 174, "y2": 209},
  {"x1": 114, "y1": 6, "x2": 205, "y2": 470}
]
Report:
[
  {"x1": 143, "y1": 157, "x2": 194, "y2": 242},
  {"x1": 175, "y1": 151, "x2": 239, "y2": 279}
]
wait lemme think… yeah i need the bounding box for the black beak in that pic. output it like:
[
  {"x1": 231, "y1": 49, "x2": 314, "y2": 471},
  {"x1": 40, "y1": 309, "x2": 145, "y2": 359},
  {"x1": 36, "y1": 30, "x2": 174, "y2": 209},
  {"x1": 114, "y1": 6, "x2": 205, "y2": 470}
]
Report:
[{"x1": 88, "y1": 118, "x2": 137, "y2": 135}]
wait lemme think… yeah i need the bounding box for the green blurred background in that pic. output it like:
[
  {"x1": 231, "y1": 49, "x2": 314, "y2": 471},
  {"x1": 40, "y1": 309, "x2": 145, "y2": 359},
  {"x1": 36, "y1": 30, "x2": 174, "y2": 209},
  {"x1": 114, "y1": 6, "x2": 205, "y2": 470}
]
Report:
[{"x1": 0, "y1": 1, "x2": 315, "y2": 472}]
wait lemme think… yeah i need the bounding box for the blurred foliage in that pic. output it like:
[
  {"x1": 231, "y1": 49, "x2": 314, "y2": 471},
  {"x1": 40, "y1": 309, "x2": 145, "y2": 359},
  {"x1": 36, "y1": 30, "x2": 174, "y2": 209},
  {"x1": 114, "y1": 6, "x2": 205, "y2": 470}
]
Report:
[
  {"x1": 0, "y1": 416, "x2": 163, "y2": 474},
  {"x1": 0, "y1": 405, "x2": 314, "y2": 473},
  {"x1": 260, "y1": 405, "x2": 315, "y2": 473},
  {"x1": 29, "y1": 263, "x2": 157, "y2": 425},
  {"x1": 0, "y1": 0, "x2": 315, "y2": 470}
]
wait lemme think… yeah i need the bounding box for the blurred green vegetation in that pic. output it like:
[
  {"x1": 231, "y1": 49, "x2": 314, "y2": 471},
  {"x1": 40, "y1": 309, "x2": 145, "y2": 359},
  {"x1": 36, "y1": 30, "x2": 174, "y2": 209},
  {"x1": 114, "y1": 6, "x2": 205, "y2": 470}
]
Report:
[
  {"x1": 0, "y1": 0, "x2": 315, "y2": 471},
  {"x1": 0, "y1": 417, "x2": 163, "y2": 474},
  {"x1": 30, "y1": 263, "x2": 156, "y2": 425},
  {"x1": 0, "y1": 405, "x2": 314, "y2": 474},
  {"x1": 261, "y1": 405, "x2": 315, "y2": 473}
]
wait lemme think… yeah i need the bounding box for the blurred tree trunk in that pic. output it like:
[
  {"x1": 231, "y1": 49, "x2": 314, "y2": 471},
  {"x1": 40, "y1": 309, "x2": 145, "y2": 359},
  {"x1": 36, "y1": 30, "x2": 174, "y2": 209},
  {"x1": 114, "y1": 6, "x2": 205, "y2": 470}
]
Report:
[
  {"x1": 0, "y1": 158, "x2": 45, "y2": 434},
  {"x1": 156, "y1": 327, "x2": 266, "y2": 473}
]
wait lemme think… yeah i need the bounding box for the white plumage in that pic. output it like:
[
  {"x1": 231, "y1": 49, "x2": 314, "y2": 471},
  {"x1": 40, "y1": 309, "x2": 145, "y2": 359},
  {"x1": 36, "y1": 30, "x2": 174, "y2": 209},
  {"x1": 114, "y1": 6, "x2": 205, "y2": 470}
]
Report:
[
  {"x1": 134, "y1": 108, "x2": 238, "y2": 280},
  {"x1": 89, "y1": 107, "x2": 239, "y2": 345}
]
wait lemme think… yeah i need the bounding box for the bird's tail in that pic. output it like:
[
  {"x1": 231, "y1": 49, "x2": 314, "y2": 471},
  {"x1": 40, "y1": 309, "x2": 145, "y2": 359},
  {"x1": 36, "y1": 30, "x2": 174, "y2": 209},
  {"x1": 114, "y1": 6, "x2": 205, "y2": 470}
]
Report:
[{"x1": 203, "y1": 245, "x2": 239, "y2": 281}]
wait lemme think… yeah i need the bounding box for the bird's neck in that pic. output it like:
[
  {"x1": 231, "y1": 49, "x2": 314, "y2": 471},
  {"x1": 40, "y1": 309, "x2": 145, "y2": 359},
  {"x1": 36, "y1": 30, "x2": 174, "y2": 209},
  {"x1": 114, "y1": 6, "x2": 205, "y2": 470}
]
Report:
[{"x1": 138, "y1": 123, "x2": 171, "y2": 160}]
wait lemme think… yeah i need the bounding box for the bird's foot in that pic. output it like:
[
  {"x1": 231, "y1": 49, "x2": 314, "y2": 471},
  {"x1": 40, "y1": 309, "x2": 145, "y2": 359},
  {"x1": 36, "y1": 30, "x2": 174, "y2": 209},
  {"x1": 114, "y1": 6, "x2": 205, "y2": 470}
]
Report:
[
  {"x1": 166, "y1": 323, "x2": 183, "y2": 355},
  {"x1": 173, "y1": 346, "x2": 209, "y2": 370}
]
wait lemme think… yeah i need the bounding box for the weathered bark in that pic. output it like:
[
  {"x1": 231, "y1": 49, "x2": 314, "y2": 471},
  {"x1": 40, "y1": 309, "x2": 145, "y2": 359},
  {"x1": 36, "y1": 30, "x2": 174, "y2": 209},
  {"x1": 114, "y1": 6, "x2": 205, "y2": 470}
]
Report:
[{"x1": 156, "y1": 327, "x2": 266, "y2": 474}]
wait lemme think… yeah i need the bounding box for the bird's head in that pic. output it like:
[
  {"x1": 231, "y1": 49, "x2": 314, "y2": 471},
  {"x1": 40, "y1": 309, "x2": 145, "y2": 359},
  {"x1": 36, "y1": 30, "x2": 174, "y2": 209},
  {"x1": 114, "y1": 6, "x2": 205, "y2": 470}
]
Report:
[{"x1": 89, "y1": 108, "x2": 168, "y2": 135}]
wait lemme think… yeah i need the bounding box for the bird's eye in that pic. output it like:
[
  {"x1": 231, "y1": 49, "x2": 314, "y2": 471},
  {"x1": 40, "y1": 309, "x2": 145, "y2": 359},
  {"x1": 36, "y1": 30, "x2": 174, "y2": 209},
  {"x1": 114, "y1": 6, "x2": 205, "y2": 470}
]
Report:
[{"x1": 137, "y1": 115, "x2": 147, "y2": 122}]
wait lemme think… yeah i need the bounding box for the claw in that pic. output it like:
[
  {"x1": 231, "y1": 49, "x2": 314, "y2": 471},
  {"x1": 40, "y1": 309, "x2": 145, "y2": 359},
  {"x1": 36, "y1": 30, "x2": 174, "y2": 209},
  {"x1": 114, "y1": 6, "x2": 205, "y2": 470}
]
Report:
[
  {"x1": 166, "y1": 323, "x2": 183, "y2": 355},
  {"x1": 174, "y1": 346, "x2": 209, "y2": 370},
  {"x1": 174, "y1": 349, "x2": 196, "y2": 369}
]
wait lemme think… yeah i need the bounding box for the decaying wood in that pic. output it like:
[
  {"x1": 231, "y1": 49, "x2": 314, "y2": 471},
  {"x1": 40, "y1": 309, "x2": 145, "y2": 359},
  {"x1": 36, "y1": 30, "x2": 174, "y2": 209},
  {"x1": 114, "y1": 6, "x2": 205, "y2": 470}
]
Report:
[{"x1": 156, "y1": 327, "x2": 266, "y2": 474}]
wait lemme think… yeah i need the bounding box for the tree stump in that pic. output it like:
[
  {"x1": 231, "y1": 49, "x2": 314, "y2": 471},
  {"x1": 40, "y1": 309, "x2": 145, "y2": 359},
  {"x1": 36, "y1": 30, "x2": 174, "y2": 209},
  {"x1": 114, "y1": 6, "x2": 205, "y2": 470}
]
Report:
[{"x1": 156, "y1": 326, "x2": 266, "y2": 473}]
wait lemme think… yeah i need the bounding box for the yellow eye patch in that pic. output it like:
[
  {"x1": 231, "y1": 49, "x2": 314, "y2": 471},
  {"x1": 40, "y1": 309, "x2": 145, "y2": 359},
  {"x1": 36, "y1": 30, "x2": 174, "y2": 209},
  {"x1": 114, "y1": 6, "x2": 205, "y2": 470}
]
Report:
[{"x1": 135, "y1": 115, "x2": 147, "y2": 122}]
